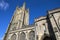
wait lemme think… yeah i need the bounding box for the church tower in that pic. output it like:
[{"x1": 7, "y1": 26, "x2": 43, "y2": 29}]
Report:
[
  {"x1": 3, "y1": 3, "x2": 29, "y2": 40},
  {"x1": 10, "y1": 2, "x2": 29, "y2": 29}
]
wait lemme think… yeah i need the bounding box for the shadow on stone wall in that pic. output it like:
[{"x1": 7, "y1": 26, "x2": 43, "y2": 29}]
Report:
[{"x1": 46, "y1": 14, "x2": 56, "y2": 40}]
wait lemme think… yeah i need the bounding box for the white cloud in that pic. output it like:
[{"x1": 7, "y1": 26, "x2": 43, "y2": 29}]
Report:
[{"x1": 0, "y1": 0, "x2": 9, "y2": 10}]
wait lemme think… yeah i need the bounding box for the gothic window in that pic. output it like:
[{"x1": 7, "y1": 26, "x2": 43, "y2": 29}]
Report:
[
  {"x1": 20, "y1": 32, "x2": 26, "y2": 40},
  {"x1": 12, "y1": 22, "x2": 18, "y2": 31},
  {"x1": 36, "y1": 35, "x2": 38, "y2": 40},
  {"x1": 54, "y1": 27, "x2": 58, "y2": 32},
  {"x1": 29, "y1": 31, "x2": 35, "y2": 40},
  {"x1": 12, "y1": 27, "x2": 16, "y2": 31},
  {"x1": 43, "y1": 24, "x2": 46, "y2": 32},
  {"x1": 11, "y1": 34, "x2": 16, "y2": 40}
]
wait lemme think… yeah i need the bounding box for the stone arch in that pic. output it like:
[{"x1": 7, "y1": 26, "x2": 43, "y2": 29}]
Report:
[
  {"x1": 41, "y1": 34, "x2": 52, "y2": 40},
  {"x1": 29, "y1": 31, "x2": 35, "y2": 40},
  {"x1": 20, "y1": 32, "x2": 26, "y2": 40},
  {"x1": 11, "y1": 34, "x2": 17, "y2": 40}
]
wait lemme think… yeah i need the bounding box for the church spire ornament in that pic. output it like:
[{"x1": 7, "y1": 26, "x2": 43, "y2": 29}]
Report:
[{"x1": 22, "y1": 2, "x2": 26, "y2": 10}]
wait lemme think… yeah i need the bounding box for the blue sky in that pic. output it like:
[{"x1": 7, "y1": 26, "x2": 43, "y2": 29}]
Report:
[{"x1": 0, "y1": 0, "x2": 60, "y2": 40}]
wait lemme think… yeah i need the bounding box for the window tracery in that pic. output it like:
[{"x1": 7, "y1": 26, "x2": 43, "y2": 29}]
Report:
[
  {"x1": 11, "y1": 34, "x2": 16, "y2": 40},
  {"x1": 29, "y1": 31, "x2": 35, "y2": 40},
  {"x1": 20, "y1": 32, "x2": 26, "y2": 40}
]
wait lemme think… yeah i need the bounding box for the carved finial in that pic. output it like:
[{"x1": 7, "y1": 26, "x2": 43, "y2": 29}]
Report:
[
  {"x1": 16, "y1": 6, "x2": 19, "y2": 10},
  {"x1": 22, "y1": 2, "x2": 26, "y2": 10}
]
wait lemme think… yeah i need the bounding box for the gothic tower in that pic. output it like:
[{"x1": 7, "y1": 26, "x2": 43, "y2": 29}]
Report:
[
  {"x1": 3, "y1": 2, "x2": 29, "y2": 40},
  {"x1": 11, "y1": 2, "x2": 29, "y2": 29}
]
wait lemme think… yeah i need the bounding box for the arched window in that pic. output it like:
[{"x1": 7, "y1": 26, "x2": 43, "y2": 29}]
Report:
[
  {"x1": 11, "y1": 34, "x2": 16, "y2": 40},
  {"x1": 12, "y1": 27, "x2": 16, "y2": 30},
  {"x1": 29, "y1": 31, "x2": 35, "y2": 40},
  {"x1": 20, "y1": 32, "x2": 26, "y2": 40}
]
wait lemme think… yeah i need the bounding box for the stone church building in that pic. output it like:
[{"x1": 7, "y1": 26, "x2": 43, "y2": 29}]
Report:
[{"x1": 3, "y1": 3, "x2": 60, "y2": 40}]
